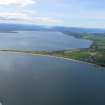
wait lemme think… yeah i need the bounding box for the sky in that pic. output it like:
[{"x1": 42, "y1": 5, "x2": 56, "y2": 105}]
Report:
[{"x1": 0, "y1": 0, "x2": 105, "y2": 28}]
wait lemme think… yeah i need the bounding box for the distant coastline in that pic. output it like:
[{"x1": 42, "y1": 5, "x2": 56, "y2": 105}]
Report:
[{"x1": 0, "y1": 31, "x2": 17, "y2": 33}]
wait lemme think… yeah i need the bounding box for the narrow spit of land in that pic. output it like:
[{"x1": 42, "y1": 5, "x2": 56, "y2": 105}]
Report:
[{"x1": 0, "y1": 49, "x2": 103, "y2": 68}]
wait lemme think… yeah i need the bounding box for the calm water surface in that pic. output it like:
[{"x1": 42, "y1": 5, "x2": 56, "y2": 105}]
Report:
[
  {"x1": 0, "y1": 31, "x2": 92, "y2": 51},
  {"x1": 0, "y1": 53, "x2": 105, "y2": 105}
]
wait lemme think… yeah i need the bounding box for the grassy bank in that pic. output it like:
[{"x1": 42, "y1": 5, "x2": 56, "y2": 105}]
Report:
[{"x1": 60, "y1": 33, "x2": 105, "y2": 67}]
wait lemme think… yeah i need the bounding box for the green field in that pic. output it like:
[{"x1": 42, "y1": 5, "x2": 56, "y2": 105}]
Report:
[{"x1": 56, "y1": 33, "x2": 105, "y2": 67}]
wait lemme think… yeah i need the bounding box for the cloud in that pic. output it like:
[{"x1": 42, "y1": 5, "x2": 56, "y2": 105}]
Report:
[
  {"x1": 0, "y1": 12, "x2": 28, "y2": 18},
  {"x1": 0, "y1": 12, "x2": 63, "y2": 25},
  {"x1": 0, "y1": 0, "x2": 36, "y2": 7},
  {"x1": 0, "y1": 0, "x2": 63, "y2": 25},
  {"x1": 34, "y1": 17, "x2": 63, "y2": 24}
]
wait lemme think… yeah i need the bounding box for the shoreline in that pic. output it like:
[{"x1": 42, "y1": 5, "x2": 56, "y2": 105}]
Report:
[{"x1": 0, "y1": 50, "x2": 103, "y2": 68}]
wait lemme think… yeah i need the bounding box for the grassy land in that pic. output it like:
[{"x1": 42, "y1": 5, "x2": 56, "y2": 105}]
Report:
[
  {"x1": 82, "y1": 35, "x2": 105, "y2": 50},
  {"x1": 53, "y1": 33, "x2": 105, "y2": 67},
  {"x1": 81, "y1": 35, "x2": 105, "y2": 66},
  {"x1": 47, "y1": 50, "x2": 105, "y2": 67}
]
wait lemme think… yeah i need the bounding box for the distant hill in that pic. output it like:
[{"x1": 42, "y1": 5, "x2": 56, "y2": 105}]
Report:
[
  {"x1": 0, "y1": 23, "x2": 105, "y2": 33},
  {"x1": 51, "y1": 26, "x2": 105, "y2": 33},
  {"x1": 0, "y1": 23, "x2": 48, "y2": 31}
]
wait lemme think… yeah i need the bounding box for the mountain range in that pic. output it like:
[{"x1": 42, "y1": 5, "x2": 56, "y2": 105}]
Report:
[{"x1": 0, "y1": 23, "x2": 105, "y2": 33}]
